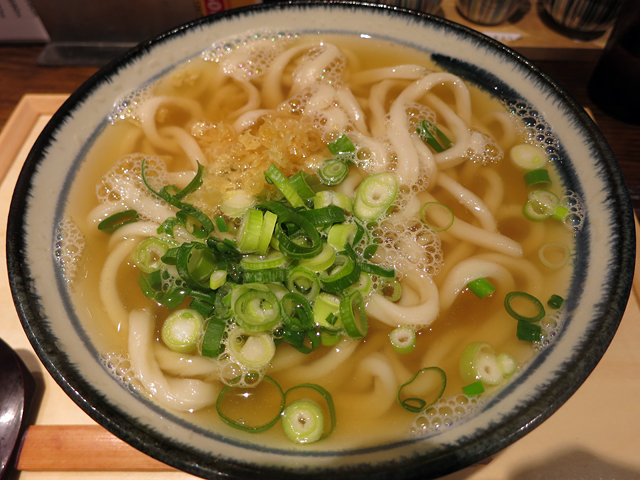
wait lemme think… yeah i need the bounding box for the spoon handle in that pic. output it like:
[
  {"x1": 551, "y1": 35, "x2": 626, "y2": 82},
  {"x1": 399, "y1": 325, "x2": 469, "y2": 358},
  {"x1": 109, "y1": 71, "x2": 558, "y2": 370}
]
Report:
[{"x1": 17, "y1": 425, "x2": 176, "y2": 471}]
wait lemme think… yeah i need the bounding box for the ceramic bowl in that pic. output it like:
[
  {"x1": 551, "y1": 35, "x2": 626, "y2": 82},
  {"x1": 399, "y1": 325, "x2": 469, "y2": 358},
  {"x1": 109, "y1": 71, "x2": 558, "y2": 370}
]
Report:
[{"x1": 7, "y1": 1, "x2": 635, "y2": 479}]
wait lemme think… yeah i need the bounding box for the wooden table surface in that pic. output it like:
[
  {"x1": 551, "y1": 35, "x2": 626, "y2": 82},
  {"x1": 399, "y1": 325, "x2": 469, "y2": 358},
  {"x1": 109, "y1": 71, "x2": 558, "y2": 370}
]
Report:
[{"x1": 1, "y1": 43, "x2": 639, "y2": 211}]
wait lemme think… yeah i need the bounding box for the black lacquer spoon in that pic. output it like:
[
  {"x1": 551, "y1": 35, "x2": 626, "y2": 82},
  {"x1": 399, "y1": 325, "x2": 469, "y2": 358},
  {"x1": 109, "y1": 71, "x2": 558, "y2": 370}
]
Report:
[{"x1": 0, "y1": 337, "x2": 35, "y2": 479}]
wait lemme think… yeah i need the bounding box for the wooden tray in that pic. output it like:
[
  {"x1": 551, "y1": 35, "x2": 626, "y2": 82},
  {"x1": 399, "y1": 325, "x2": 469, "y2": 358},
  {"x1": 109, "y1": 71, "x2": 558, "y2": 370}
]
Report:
[{"x1": 1, "y1": 95, "x2": 639, "y2": 479}]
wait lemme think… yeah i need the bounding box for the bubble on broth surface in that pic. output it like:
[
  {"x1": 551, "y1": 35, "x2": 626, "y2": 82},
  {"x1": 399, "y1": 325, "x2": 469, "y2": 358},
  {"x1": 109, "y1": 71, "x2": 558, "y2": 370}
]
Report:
[{"x1": 55, "y1": 216, "x2": 85, "y2": 285}]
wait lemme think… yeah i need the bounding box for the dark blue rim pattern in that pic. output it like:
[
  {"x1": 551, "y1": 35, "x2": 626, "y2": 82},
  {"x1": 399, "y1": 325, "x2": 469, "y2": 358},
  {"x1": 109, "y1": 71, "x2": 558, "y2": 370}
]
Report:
[{"x1": 6, "y1": 1, "x2": 635, "y2": 479}]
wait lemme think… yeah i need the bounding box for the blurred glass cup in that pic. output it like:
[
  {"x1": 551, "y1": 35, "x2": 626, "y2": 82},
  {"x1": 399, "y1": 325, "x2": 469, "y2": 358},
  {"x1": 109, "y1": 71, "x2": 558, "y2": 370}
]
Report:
[
  {"x1": 456, "y1": 0, "x2": 522, "y2": 25},
  {"x1": 542, "y1": 0, "x2": 624, "y2": 33}
]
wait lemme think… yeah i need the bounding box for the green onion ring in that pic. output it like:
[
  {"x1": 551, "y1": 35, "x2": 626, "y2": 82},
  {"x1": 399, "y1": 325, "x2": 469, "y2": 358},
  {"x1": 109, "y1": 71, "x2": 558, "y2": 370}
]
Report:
[
  {"x1": 504, "y1": 291, "x2": 545, "y2": 323},
  {"x1": 280, "y1": 292, "x2": 314, "y2": 332},
  {"x1": 397, "y1": 367, "x2": 447, "y2": 413},
  {"x1": 284, "y1": 383, "x2": 336, "y2": 441},
  {"x1": 339, "y1": 290, "x2": 368, "y2": 339},
  {"x1": 216, "y1": 376, "x2": 285, "y2": 433}
]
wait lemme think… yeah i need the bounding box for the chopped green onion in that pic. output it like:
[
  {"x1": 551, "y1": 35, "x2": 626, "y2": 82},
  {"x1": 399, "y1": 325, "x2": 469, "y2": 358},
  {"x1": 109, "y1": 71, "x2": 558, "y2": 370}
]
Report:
[
  {"x1": 98, "y1": 210, "x2": 139, "y2": 233},
  {"x1": 133, "y1": 237, "x2": 176, "y2": 273},
  {"x1": 175, "y1": 242, "x2": 218, "y2": 291},
  {"x1": 227, "y1": 327, "x2": 277, "y2": 368},
  {"x1": 243, "y1": 268, "x2": 287, "y2": 283},
  {"x1": 265, "y1": 163, "x2": 305, "y2": 208},
  {"x1": 359, "y1": 261, "x2": 395, "y2": 278},
  {"x1": 339, "y1": 290, "x2": 368, "y2": 339},
  {"x1": 510, "y1": 144, "x2": 548, "y2": 170},
  {"x1": 517, "y1": 320, "x2": 542, "y2": 342},
  {"x1": 523, "y1": 168, "x2": 551, "y2": 188},
  {"x1": 189, "y1": 297, "x2": 214, "y2": 318},
  {"x1": 504, "y1": 291, "x2": 545, "y2": 323},
  {"x1": 462, "y1": 380, "x2": 484, "y2": 397},
  {"x1": 160, "y1": 309, "x2": 204, "y2": 354},
  {"x1": 214, "y1": 216, "x2": 229, "y2": 232},
  {"x1": 320, "y1": 331, "x2": 342, "y2": 347},
  {"x1": 547, "y1": 294, "x2": 564, "y2": 309},
  {"x1": 256, "y1": 210, "x2": 278, "y2": 256},
  {"x1": 538, "y1": 242, "x2": 570, "y2": 269},
  {"x1": 347, "y1": 272, "x2": 373, "y2": 296},
  {"x1": 327, "y1": 134, "x2": 356, "y2": 157},
  {"x1": 353, "y1": 172, "x2": 398, "y2": 222},
  {"x1": 522, "y1": 190, "x2": 560, "y2": 222},
  {"x1": 551, "y1": 205, "x2": 569, "y2": 222},
  {"x1": 284, "y1": 383, "x2": 336, "y2": 441},
  {"x1": 327, "y1": 223, "x2": 358, "y2": 250},
  {"x1": 420, "y1": 202, "x2": 455, "y2": 232},
  {"x1": 286, "y1": 266, "x2": 321, "y2": 301},
  {"x1": 242, "y1": 250, "x2": 287, "y2": 270},
  {"x1": 389, "y1": 327, "x2": 416, "y2": 354},
  {"x1": 289, "y1": 170, "x2": 321, "y2": 200},
  {"x1": 459, "y1": 342, "x2": 504, "y2": 385},
  {"x1": 300, "y1": 205, "x2": 346, "y2": 226},
  {"x1": 313, "y1": 293, "x2": 343, "y2": 332},
  {"x1": 318, "y1": 159, "x2": 349, "y2": 186},
  {"x1": 282, "y1": 399, "x2": 325, "y2": 444},
  {"x1": 378, "y1": 279, "x2": 402, "y2": 301},
  {"x1": 280, "y1": 292, "x2": 314, "y2": 332},
  {"x1": 299, "y1": 243, "x2": 337, "y2": 272},
  {"x1": 416, "y1": 119, "x2": 452, "y2": 153},
  {"x1": 209, "y1": 270, "x2": 227, "y2": 290},
  {"x1": 319, "y1": 253, "x2": 361, "y2": 293},
  {"x1": 397, "y1": 367, "x2": 446, "y2": 413},
  {"x1": 157, "y1": 282, "x2": 187, "y2": 310},
  {"x1": 466, "y1": 277, "x2": 495, "y2": 299},
  {"x1": 274, "y1": 212, "x2": 323, "y2": 259},
  {"x1": 232, "y1": 287, "x2": 281, "y2": 332},
  {"x1": 496, "y1": 352, "x2": 517, "y2": 377},
  {"x1": 216, "y1": 375, "x2": 284, "y2": 433},
  {"x1": 313, "y1": 190, "x2": 353, "y2": 213},
  {"x1": 237, "y1": 209, "x2": 264, "y2": 253},
  {"x1": 202, "y1": 317, "x2": 227, "y2": 358}
]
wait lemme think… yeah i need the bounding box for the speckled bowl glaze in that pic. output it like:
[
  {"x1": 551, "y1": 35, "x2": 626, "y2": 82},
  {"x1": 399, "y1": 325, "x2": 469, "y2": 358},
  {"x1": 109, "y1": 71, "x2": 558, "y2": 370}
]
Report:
[{"x1": 7, "y1": 2, "x2": 635, "y2": 479}]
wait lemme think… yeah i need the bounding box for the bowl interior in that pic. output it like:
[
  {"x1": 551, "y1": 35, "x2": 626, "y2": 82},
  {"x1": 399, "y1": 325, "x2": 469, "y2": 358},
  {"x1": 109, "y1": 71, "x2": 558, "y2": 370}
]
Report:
[{"x1": 7, "y1": 2, "x2": 635, "y2": 479}]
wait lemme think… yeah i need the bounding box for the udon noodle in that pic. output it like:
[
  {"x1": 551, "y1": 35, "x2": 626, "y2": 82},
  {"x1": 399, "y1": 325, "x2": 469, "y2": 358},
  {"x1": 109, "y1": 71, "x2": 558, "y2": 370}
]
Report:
[{"x1": 59, "y1": 32, "x2": 581, "y2": 449}]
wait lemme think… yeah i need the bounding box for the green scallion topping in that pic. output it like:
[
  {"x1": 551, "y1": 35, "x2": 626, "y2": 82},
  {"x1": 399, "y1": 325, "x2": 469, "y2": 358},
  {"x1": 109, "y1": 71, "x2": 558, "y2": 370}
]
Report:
[
  {"x1": 397, "y1": 366, "x2": 446, "y2": 413},
  {"x1": 389, "y1": 327, "x2": 416, "y2": 354},
  {"x1": 160, "y1": 308, "x2": 204, "y2": 354},
  {"x1": 98, "y1": 210, "x2": 139, "y2": 233},
  {"x1": 327, "y1": 134, "x2": 356, "y2": 157},
  {"x1": 523, "y1": 168, "x2": 551, "y2": 188},
  {"x1": 339, "y1": 290, "x2": 368, "y2": 339},
  {"x1": 517, "y1": 320, "x2": 542, "y2": 342},
  {"x1": 504, "y1": 291, "x2": 545, "y2": 323},
  {"x1": 466, "y1": 277, "x2": 495, "y2": 299},
  {"x1": 201, "y1": 317, "x2": 226, "y2": 358},
  {"x1": 353, "y1": 172, "x2": 398, "y2": 222},
  {"x1": 462, "y1": 380, "x2": 484, "y2": 397},
  {"x1": 282, "y1": 399, "x2": 325, "y2": 444},
  {"x1": 264, "y1": 163, "x2": 305, "y2": 208},
  {"x1": 284, "y1": 383, "x2": 336, "y2": 441},
  {"x1": 216, "y1": 375, "x2": 285, "y2": 433},
  {"x1": 416, "y1": 119, "x2": 452, "y2": 153},
  {"x1": 547, "y1": 294, "x2": 564, "y2": 309},
  {"x1": 318, "y1": 159, "x2": 349, "y2": 186}
]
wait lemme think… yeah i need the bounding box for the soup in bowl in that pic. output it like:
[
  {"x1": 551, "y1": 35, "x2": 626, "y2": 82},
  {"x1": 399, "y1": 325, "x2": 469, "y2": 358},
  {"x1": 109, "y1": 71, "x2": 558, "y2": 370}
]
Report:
[{"x1": 7, "y1": 2, "x2": 634, "y2": 478}]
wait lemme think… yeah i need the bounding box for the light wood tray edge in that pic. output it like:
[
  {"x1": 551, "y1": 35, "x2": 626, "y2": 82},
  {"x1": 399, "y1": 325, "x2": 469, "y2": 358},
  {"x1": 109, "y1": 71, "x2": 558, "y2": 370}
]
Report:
[{"x1": 0, "y1": 94, "x2": 68, "y2": 185}]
